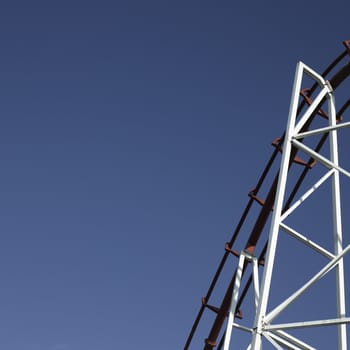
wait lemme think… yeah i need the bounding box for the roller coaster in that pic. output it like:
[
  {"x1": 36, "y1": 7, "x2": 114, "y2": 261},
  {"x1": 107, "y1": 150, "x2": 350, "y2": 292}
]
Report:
[{"x1": 184, "y1": 40, "x2": 350, "y2": 350}]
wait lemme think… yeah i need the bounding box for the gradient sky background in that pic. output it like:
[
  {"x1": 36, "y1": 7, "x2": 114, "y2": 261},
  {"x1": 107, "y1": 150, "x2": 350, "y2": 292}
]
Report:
[{"x1": 0, "y1": 1, "x2": 349, "y2": 350}]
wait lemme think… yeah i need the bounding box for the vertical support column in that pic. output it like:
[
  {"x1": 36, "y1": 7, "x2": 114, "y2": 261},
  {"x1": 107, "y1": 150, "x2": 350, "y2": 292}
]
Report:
[
  {"x1": 223, "y1": 251, "x2": 260, "y2": 350},
  {"x1": 223, "y1": 253, "x2": 246, "y2": 350},
  {"x1": 252, "y1": 256, "x2": 260, "y2": 312},
  {"x1": 328, "y1": 88, "x2": 348, "y2": 350},
  {"x1": 250, "y1": 62, "x2": 305, "y2": 350}
]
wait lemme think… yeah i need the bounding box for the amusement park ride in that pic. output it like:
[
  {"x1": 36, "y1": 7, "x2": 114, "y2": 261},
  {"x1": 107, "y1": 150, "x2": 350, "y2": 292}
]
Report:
[{"x1": 184, "y1": 40, "x2": 350, "y2": 349}]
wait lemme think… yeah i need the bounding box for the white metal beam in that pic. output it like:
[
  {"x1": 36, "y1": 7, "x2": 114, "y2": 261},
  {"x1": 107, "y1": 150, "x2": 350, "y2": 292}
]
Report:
[
  {"x1": 266, "y1": 317, "x2": 350, "y2": 330},
  {"x1": 270, "y1": 330, "x2": 316, "y2": 350},
  {"x1": 280, "y1": 169, "x2": 334, "y2": 221},
  {"x1": 280, "y1": 222, "x2": 335, "y2": 260},
  {"x1": 328, "y1": 87, "x2": 348, "y2": 350},
  {"x1": 294, "y1": 120, "x2": 350, "y2": 139},
  {"x1": 292, "y1": 139, "x2": 350, "y2": 178}
]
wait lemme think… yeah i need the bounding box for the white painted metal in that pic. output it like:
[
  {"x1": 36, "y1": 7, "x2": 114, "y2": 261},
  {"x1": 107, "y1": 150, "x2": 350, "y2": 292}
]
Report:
[
  {"x1": 280, "y1": 169, "x2": 334, "y2": 221},
  {"x1": 293, "y1": 86, "x2": 328, "y2": 134},
  {"x1": 223, "y1": 251, "x2": 261, "y2": 350},
  {"x1": 269, "y1": 330, "x2": 316, "y2": 350},
  {"x1": 223, "y1": 252, "x2": 246, "y2": 350},
  {"x1": 250, "y1": 61, "x2": 307, "y2": 350},
  {"x1": 222, "y1": 62, "x2": 349, "y2": 349},
  {"x1": 328, "y1": 86, "x2": 348, "y2": 350},
  {"x1": 292, "y1": 139, "x2": 350, "y2": 178},
  {"x1": 266, "y1": 317, "x2": 350, "y2": 330},
  {"x1": 265, "y1": 331, "x2": 315, "y2": 350},
  {"x1": 232, "y1": 323, "x2": 253, "y2": 333},
  {"x1": 264, "y1": 332, "x2": 284, "y2": 350},
  {"x1": 252, "y1": 255, "x2": 260, "y2": 311},
  {"x1": 279, "y1": 222, "x2": 334, "y2": 260},
  {"x1": 294, "y1": 120, "x2": 350, "y2": 138}
]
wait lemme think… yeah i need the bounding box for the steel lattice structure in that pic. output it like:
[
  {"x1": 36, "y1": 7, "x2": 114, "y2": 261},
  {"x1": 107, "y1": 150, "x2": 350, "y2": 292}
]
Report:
[{"x1": 184, "y1": 40, "x2": 350, "y2": 350}]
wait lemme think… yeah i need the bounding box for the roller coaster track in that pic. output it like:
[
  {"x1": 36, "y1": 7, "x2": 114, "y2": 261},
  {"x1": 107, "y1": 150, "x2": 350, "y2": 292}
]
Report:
[{"x1": 184, "y1": 40, "x2": 350, "y2": 350}]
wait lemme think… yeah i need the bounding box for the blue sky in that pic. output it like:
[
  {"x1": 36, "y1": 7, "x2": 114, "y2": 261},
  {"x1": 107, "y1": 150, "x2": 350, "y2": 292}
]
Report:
[{"x1": 0, "y1": 1, "x2": 349, "y2": 349}]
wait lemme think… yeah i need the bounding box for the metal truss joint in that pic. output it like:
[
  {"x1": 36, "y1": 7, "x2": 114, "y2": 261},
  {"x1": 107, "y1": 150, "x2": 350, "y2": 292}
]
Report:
[
  {"x1": 299, "y1": 88, "x2": 329, "y2": 119},
  {"x1": 272, "y1": 138, "x2": 316, "y2": 168},
  {"x1": 253, "y1": 318, "x2": 267, "y2": 336},
  {"x1": 325, "y1": 79, "x2": 333, "y2": 93}
]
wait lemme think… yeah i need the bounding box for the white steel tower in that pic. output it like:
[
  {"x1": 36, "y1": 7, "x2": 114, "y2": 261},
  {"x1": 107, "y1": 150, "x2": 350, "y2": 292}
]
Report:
[
  {"x1": 184, "y1": 40, "x2": 350, "y2": 350},
  {"x1": 223, "y1": 62, "x2": 350, "y2": 350}
]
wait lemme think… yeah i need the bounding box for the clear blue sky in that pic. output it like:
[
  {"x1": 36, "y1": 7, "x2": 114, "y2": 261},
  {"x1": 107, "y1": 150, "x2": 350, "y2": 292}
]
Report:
[{"x1": 0, "y1": 1, "x2": 349, "y2": 350}]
